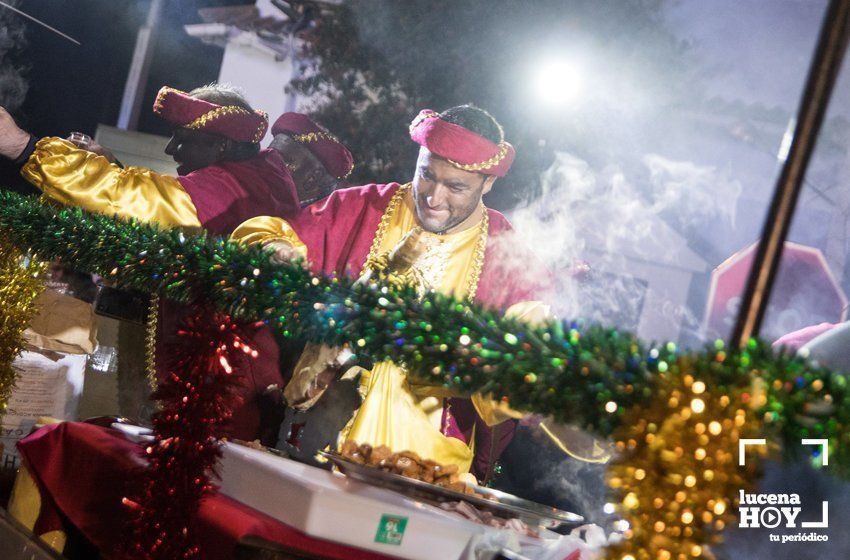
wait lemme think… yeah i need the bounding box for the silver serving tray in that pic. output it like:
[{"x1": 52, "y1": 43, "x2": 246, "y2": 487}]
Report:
[{"x1": 319, "y1": 450, "x2": 583, "y2": 529}]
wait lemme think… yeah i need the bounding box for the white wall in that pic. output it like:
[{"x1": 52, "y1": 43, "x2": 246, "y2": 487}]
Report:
[
  {"x1": 95, "y1": 124, "x2": 176, "y2": 175},
  {"x1": 218, "y1": 37, "x2": 295, "y2": 144}
]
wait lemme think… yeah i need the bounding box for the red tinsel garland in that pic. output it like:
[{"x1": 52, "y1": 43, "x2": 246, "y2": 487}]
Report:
[{"x1": 121, "y1": 309, "x2": 256, "y2": 559}]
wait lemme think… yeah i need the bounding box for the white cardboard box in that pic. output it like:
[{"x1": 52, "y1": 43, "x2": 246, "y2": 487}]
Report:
[{"x1": 218, "y1": 443, "x2": 487, "y2": 559}]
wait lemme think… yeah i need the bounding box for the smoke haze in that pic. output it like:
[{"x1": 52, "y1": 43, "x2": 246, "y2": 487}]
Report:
[{"x1": 0, "y1": 0, "x2": 28, "y2": 111}]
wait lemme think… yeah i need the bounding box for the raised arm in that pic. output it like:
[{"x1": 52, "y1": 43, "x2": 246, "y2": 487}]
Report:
[
  {"x1": 22, "y1": 137, "x2": 201, "y2": 229},
  {"x1": 0, "y1": 107, "x2": 200, "y2": 229}
]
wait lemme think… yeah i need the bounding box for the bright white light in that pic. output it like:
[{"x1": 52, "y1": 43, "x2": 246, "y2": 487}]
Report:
[
  {"x1": 533, "y1": 59, "x2": 583, "y2": 106},
  {"x1": 690, "y1": 398, "x2": 705, "y2": 414}
]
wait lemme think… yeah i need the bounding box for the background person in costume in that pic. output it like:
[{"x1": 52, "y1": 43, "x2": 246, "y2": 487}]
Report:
[
  {"x1": 232, "y1": 105, "x2": 553, "y2": 480},
  {"x1": 271, "y1": 112, "x2": 354, "y2": 206},
  {"x1": 265, "y1": 112, "x2": 357, "y2": 442},
  {"x1": 0, "y1": 84, "x2": 300, "y2": 444}
]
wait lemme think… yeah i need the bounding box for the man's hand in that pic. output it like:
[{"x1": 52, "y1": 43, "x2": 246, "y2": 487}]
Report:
[
  {"x1": 0, "y1": 107, "x2": 31, "y2": 160},
  {"x1": 284, "y1": 344, "x2": 354, "y2": 409},
  {"x1": 291, "y1": 365, "x2": 339, "y2": 408},
  {"x1": 354, "y1": 227, "x2": 427, "y2": 288},
  {"x1": 387, "y1": 227, "x2": 426, "y2": 272},
  {"x1": 67, "y1": 135, "x2": 118, "y2": 164},
  {"x1": 263, "y1": 239, "x2": 304, "y2": 266}
]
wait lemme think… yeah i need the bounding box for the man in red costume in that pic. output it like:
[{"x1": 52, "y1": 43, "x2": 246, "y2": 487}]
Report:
[
  {"x1": 271, "y1": 112, "x2": 354, "y2": 206},
  {"x1": 0, "y1": 84, "x2": 301, "y2": 230},
  {"x1": 234, "y1": 105, "x2": 551, "y2": 480},
  {"x1": 0, "y1": 85, "x2": 339, "y2": 443}
]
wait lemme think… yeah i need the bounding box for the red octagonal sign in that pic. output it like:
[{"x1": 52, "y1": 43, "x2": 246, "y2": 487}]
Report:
[{"x1": 704, "y1": 241, "x2": 847, "y2": 343}]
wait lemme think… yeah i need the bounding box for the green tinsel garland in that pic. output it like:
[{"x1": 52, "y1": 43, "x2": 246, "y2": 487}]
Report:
[{"x1": 0, "y1": 192, "x2": 846, "y2": 477}]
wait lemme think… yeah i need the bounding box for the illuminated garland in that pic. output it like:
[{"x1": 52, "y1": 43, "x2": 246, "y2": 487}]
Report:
[
  {"x1": 0, "y1": 238, "x2": 46, "y2": 417},
  {"x1": 606, "y1": 350, "x2": 761, "y2": 559},
  {"x1": 0, "y1": 193, "x2": 656, "y2": 433},
  {"x1": 121, "y1": 309, "x2": 248, "y2": 560},
  {"x1": 0, "y1": 192, "x2": 847, "y2": 559}
]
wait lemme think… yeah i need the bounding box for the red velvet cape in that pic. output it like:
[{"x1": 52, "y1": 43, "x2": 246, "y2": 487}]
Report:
[{"x1": 179, "y1": 148, "x2": 300, "y2": 234}]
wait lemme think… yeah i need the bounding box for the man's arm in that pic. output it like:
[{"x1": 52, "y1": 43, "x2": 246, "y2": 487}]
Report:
[
  {"x1": 66, "y1": 134, "x2": 121, "y2": 165},
  {"x1": 230, "y1": 215, "x2": 308, "y2": 262},
  {"x1": 231, "y1": 185, "x2": 360, "y2": 273},
  {"x1": 11, "y1": 134, "x2": 37, "y2": 167},
  {"x1": 22, "y1": 137, "x2": 201, "y2": 228},
  {"x1": 0, "y1": 108, "x2": 200, "y2": 229},
  {"x1": 0, "y1": 107, "x2": 31, "y2": 161},
  {"x1": 0, "y1": 133, "x2": 39, "y2": 196}
]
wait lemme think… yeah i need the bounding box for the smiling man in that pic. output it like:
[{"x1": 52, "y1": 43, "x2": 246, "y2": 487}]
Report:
[{"x1": 232, "y1": 105, "x2": 552, "y2": 481}]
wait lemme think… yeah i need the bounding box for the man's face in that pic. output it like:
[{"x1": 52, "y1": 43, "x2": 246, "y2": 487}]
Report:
[
  {"x1": 272, "y1": 135, "x2": 338, "y2": 205},
  {"x1": 412, "y1": 148, "x2": 495, "y2": 234},
  {"x1": 164, "y1": 128, "x2": 225, "y2": 176}
]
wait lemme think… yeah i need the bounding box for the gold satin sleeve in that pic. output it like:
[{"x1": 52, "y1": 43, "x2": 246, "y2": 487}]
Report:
[
  {"x1": 472, "y1": 300, "x2": 551, "y2": 426},
  {"x1": 21, "y1": 137, "x2": 201, "y2": 229},
  {"x1": 230, "y1": 215, "x2": 308, "y2": 260}
]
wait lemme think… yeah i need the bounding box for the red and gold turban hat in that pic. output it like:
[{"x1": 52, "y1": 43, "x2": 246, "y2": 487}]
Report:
[
  {"x1": 153, "y1": 86, "x2": 268, "y2": 144},
  {"x1": 271, "y1": 112, "x2": 355, "y2": 179},
  {"x1": 408, "y1": 109, "x2": 515, "y2": 177}
]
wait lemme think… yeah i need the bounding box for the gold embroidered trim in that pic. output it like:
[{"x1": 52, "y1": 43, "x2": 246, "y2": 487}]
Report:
[
  {"x1": 185, "y1": 105, "x2": 251, "y2": 127},
  {"x1": 408, "y1": 110, "x2": 440, "y2": 134},
  {"x1": 446, "y1": 143, "x2": 509, "y2": 173},
  {"x1": 154, "y1": 87, "x2": 268, "y2": 143},
  {"x1": 365, "y1": 183, "x2": 488, "y2": 302},
  {"x1": 292, "y1": 131, "x2": 339, "y2": 144},
  {"x1": 292, "y1": 130, "x2": 354, "y2": 178},
  {"x1": 152, "y1": 86, "x2": 176, "y2": 113},
  {"x1": 185, "y1": 106, "x2": 268, "y2": 144},
  {"x1": 145, "y1": 292, "x2": 160, "y2": 395},
  {"x1": 466, "y1": 209, "x2": 488, "y2": 302},
  {"x1": 409, "y1": 110, "x2": 509, "y2": 172},
  {"x1": 366, "y1": 183, "x2": 411, "y2": 263}
]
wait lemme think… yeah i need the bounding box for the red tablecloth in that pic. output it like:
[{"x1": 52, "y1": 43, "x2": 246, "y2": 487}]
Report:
[{"x1": 17, "y1": 422, "x2": 399, "y2": 559}]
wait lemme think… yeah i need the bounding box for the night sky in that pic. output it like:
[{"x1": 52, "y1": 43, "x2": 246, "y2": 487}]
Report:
[
  {"x1": 6, "y1": 1, "x2": 844, "y2": 139},
  {"x1": 6, "y1": 0, "x2": 254, "y2": 138}
]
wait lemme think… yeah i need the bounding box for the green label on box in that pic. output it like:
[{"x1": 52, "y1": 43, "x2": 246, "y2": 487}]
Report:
[{"x1": 374, "y1": 514, "x2": 408, "y2": 545}]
